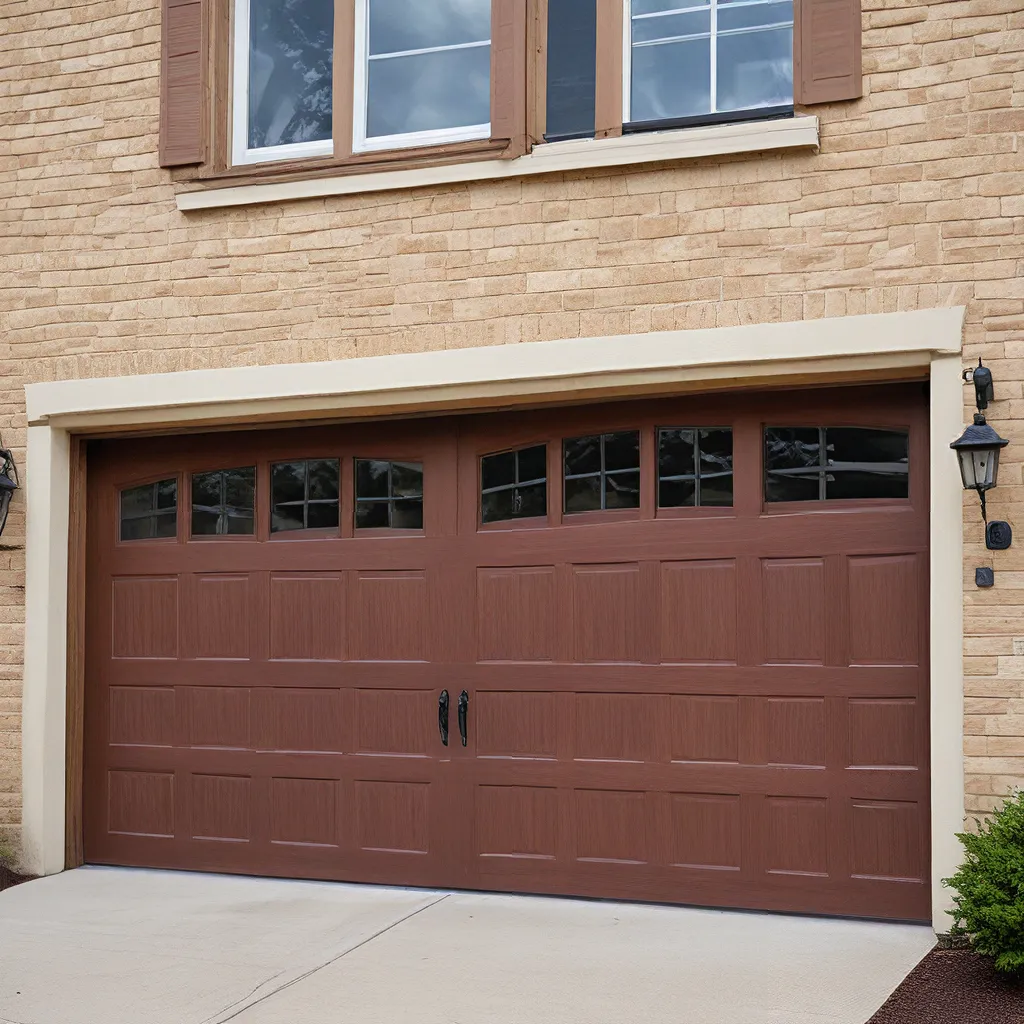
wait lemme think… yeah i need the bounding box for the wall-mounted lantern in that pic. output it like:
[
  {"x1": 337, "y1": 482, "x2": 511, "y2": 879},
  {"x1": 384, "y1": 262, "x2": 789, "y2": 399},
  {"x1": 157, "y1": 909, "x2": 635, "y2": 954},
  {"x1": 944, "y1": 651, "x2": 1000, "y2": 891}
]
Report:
[
  {"x1": 951, "y1": 359, "x2": 1010, "y2": 571},
  {"x1": 0, "y1": 448, "x2": 18, "y2": 539}
]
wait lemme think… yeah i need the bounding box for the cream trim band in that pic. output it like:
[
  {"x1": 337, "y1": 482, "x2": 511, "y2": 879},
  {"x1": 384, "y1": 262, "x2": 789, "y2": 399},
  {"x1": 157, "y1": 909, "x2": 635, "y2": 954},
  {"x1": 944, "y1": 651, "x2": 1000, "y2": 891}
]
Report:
[
  {"x1": 176, "y1": 115, "x2": 820, "y2": 211},
  {"x1": 22, "y1": 307, "x2": 965, "y2": 934}
]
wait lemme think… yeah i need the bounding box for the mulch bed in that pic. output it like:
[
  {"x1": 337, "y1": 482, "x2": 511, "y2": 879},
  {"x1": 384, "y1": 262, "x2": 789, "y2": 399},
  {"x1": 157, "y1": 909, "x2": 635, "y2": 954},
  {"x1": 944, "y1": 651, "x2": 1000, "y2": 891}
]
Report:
[
  {"x1": 0, "y1": 863, "x2": 31, "y2": 893},
  {"x1": 867, "y1": 947, "x2": 1024, "y2": 1024}
]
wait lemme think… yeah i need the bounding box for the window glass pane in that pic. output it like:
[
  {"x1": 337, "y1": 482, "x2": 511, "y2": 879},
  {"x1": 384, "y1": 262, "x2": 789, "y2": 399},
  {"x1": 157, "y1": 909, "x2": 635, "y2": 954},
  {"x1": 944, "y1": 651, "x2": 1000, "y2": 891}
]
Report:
[
  {"x1": 824, "y1": 428, "x2": 909, "y2": 500},
  {"x1": 248, "y1": 0, "x2": 333, "y2": 149},
  {"x1": 271, "y1": 462, "x2": 306, "y2": 505},
  {"x1": 604, "y1": 431, "x2": 640, "y2": 472},
  {"x1": 366, "y1": 44, "x2": 491, "y2": 138},
  {"x1": 546, "y1": 0, "x2": 597, "y2": 139},
  {"x1": 698, "y1": 429, "x2": 734, "y2": 506},
  {"x1": 482, "y1": 451, "x2": 515, "y2": 490},
  {"x1": 120, "y1": 517, "x2": 153, "y2": 542},
  {"x1": 630, "y1": 36, "x2": 711, "y2": 121},
  {"x1": 564, "y1": 435, "x2": 601, "y2": 476},
  {"x1": 224, "y1": 467, "x2": 257, "y2": 508},
  {"x1": 191, "y1": 471, "x2": 222, "y2": 509},
  {"x1": 306, "y1": 501, "x2": 340, "y2": 530},
  {"x1": 716, "y1": 26, "x2": 793, "y2": 113},
  {"x1": 393, "y1": 499, "x2": 424, "y2": 529},
  {"x1": 659, "y1": 429, "x2": 695, "y2": 480},
  {"x1": 356, "y1": 501, "x2": 390, "y2": 529},
  {"x1": 632, "y1": 0, "x2": 704, "y2": 13},
  {"x1": 516, "y1": 482, "x2": 547, "y2": 518},
  {"x1": 156, "y1": 479, "x2": 178, "y2": 509},
  {"x1": 272, "y1": 505, "x2": 305, "y2": 533},
  {"x1": 153, "y1": 512, "x2": 178, "y2": 539},
  {"x1": 121, "y1": 483, "x2": 156, "y2": 518},
  {"x1": 632, "y1": 8, "x2": 711, "y2": 43},
  {"x1": 391, "y1": 462, "x2": 424, "y2": 498},
  {"x1": 565, "y1": 475, "x2": 601, "y2": 513},
  {"x1": 482, "y1": 488, "x2": 514, "y2": 524},
  {"x1": 516, "y1": 444, "x2": 547, "y2": 483},
  {"x1": 605, "y1": 471, "x2": 640, "y2": 509},
  {"x1": 191, "y1": 510, "x2": 221, "y2": 536},
  {"x1": 765, "y1": 428, "x2": 821, "y2": 473},
  {"x1": 369, "y1": 0, "x2": 491, "y2": 54},
  {"x1": 659, "y1": 477, "x2": 696, "y2": 508},
  {"x1": 308, "y1": 459, "x2": 340, "y2": 500},
  {"x1": 356, "y1": 459, "x2": 390, "y2": 499},
  {"x1": 718, "y1": 0, "x2": 792, "y2": 31}
]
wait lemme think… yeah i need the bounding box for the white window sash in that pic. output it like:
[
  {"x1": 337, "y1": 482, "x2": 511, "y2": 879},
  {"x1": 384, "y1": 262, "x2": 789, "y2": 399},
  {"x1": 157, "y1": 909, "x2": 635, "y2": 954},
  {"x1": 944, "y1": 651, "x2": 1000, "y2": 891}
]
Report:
[
  {"x1": 352, "y1": 0, "x2": 491, "y2": 155},
  {"x1": 622, "y1": 0, "x2": 793, "y2": 125},
  {"x1": 231, "y1": 0, "x2": 335, "y2": 167}
]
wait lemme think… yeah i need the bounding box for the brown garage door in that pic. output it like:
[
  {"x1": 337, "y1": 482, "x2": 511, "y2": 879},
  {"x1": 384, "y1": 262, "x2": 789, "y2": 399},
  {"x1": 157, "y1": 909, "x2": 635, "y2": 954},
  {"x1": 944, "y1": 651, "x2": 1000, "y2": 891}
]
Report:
[{"x1": 84, "y1": 384, "x2": 930, "y2": 921}]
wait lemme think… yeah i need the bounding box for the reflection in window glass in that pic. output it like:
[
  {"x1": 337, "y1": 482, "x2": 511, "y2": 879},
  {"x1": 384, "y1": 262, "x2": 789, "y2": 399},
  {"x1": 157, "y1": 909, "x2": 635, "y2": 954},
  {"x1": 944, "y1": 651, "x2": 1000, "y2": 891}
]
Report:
[
  {"x1": 481, "y1": 445, "x2": 547, "y2": 523},
  {"x1": 120, "y1": 478, "x2": 177, "y2": 541},
  {"x1": 564, "y1": 432, "x2": 640, "y2": 513},
  {"x1": 271, "y1": 459, "x2": 340, "y2": 532},
  {"x1": 765, "y1": 427, "x2": 909, "y2": 502},
  {"x1": 628, "y1": 0, "x2": 793, "y2": 124},
  {"x1": 362, "y1": 0, "x2": 491, "y2": 144},
  {"x1": 192, "y1": 467, "x2": 256, "y2": 536},
  {"x1": 545, "y1": 0, "x2": 597, "y2": 140},
  {"x1": 247, "y1": 0, "x2": 334, "y2": 150},
  {"x1": 355, "y1": 459, "x2": 424, "y2": 529},
  {"x1": 658, "y1": 428, "x2": 733, "y2": 507}
]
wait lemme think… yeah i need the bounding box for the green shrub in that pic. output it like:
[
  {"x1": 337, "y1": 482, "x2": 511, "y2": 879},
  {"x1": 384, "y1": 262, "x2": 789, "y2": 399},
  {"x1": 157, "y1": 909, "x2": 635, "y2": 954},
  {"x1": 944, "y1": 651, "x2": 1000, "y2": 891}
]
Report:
[{"x1": 944, "y1": 790, "x2": 1024, "y2": 975}]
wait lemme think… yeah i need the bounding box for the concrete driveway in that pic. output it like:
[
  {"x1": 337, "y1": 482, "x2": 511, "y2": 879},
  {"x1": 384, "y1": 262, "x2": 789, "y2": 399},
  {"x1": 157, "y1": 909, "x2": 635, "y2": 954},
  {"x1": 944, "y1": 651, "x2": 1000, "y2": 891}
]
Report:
[{"x1": 0, "y1": 868, "x2": 934, "y2": 1024}]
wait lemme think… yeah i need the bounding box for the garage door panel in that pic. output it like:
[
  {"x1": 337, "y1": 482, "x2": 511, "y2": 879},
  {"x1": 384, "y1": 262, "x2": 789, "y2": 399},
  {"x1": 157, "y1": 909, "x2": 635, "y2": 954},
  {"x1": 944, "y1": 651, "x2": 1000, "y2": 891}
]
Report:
[
  {"x1": 268, "y1": 572, "x2": 344, "y2": 662},
  {"x1": 189, "y1": 574, "x2": 252, "y2": 660},
  {"x1": 848, "y1": 698, "x2": 919, "y2": 767},
  {"x1": 666, "y1": 792, "x2": 743, "y2": 871},
  {"x1": 571, "y1": 563, "x2": 646, "y2": 663},
  {"x1": 108, "y1": 769, "x2": 176, "y2": 838},
  {"x1": 476, "y1": 566, "x2": 557, "y2": 662},
  {"x1": 348, "y1": 570, "x2": 430, "y2": 662},
  {"x1": 111, "y1": 575, "x2": 179, "y2": 659},
  {"x1": 849, "y1": 800, "x2": 928, "y2": 882},
  {"x1": 660, "y1": 560, "x2": 738, "y2": 664},
  {"x1": 761, "y1": 559, "x2": 826, "y2": 665},
  {"x1": 109, "y1": 685, "x2": 176, "y2": 748},
  {"x1": 190, "y1": 773, "x2": 252, "y2": 843},
  {"x1": 255, "y1": 687, "x2": 345, "y2": 753},
  {"x1": 353, "y1": 688, "x2": 433, "y2": 756},
  {"x1": 186, "y1": 686, "x2": 251, "y2": 749},
  {"x1": 269, "y1": 777, "x2": 340, "y2": 848},
  {"x1": 475, "y1": 785, "x2": 559, "y2": 861},
  {"x1": 354, "y1": 780, "x2": 431, "y2": 855},
  {"x1": 847, "y1": 555, "x2": 922, "y2": 666},
  {"x1": 474, "y1": 691, "x2": 557, "y2": 759}
]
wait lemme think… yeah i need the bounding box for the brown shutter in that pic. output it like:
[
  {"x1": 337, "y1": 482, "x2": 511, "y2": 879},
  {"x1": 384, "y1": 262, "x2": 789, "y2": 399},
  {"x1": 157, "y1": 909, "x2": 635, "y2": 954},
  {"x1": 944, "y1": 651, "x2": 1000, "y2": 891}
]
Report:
[
  {"x1": 159, "y1": 0, "x2": 207, "y2": 167},
  {"x1": 794, "y1": 0, "x2": 862, "y2": 106},
  {"x1": 490, "y1": 0, "x2": 528, "y2": 155}
]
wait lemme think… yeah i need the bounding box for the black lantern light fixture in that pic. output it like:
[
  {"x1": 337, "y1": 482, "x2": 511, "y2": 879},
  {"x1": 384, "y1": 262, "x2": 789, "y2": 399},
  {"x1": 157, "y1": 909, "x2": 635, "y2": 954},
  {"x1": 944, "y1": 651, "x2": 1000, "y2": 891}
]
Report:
[
  {"x1": 950, "y1": 358, "x2": 1009, "y2": 525},
  {"x1": 0, "y1": 448, "x2": 18, "y2": 538}
]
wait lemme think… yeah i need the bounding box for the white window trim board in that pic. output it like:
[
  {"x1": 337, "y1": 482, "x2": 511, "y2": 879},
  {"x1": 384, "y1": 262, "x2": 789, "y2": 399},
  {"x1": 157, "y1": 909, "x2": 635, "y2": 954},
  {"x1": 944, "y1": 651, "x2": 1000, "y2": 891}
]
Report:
[
  {"x1": 231, "y1": 0, "x2": 336, "y2": 167},
  {"x1": 21, "y1": 307, "x2": 966, "y2": 937},
  {"x1": 181, "y1": 112, "x2": 819, "y2": 211}
]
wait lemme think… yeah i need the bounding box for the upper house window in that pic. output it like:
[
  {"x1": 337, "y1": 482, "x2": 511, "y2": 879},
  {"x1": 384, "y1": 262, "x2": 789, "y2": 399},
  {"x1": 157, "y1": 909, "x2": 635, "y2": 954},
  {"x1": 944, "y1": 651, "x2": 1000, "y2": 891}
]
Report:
[
  {"x1": 234, "y1": 0, "x2": 335, "y2": 164},
  {"x1": 626, "y1": 0, "x2": 794, "y2": 128},
  {"x1": 355, "y1": 0, "x2": 492, "y2": 153}
]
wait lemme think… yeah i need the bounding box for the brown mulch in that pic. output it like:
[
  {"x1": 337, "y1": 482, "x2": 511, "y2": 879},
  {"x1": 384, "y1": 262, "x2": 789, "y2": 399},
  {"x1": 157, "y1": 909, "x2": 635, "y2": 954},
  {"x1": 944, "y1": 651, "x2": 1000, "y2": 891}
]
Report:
[
  {"x1": 867, "y1": 947, "x2": 1024, "y2": 1024},
  {"x1": 0, "y1": 863, "x2": 30, "y2": 893}
]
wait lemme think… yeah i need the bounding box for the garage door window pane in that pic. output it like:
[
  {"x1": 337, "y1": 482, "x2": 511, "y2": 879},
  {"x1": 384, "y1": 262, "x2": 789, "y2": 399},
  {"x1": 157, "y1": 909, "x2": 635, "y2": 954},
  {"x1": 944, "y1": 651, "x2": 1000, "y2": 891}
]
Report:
[
  {"x1": 658, "y1": 428, "x2": 733, "y2": 508},
  {"x1": 272, "y1": 459, "x2": 340, "y2": 532},
  {"x1": 120, "y1": 479, "x2": 178, "y2": 541},
  {"x1": 765, "y1": 427, "x2": 909, "y2": 502},
  {"x1": 355, "y1": 459, "x2": 424, "y2": 529},
  {"x1": 192, "y1": 467, "x2": 256, "y2": 536},
  {"x1": 564, "y1": 431, "x2": 640, "y2": 513},
  {"x1": 481, "y1": 444, "x2": 548, "y2": 524}
]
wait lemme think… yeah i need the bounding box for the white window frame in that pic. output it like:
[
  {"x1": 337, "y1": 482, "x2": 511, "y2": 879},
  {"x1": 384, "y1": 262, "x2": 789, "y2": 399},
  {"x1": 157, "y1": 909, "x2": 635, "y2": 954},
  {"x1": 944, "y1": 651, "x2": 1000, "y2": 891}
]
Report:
[
  {"x1": 352, "y1": 0, "x2": 491, "y2": 154},
  {"x1": 232, "y1": 0, "x2": 335, "y2": 166},
  {"x1": 621, "y1": 0, "x2": 794, "y2": 126}
]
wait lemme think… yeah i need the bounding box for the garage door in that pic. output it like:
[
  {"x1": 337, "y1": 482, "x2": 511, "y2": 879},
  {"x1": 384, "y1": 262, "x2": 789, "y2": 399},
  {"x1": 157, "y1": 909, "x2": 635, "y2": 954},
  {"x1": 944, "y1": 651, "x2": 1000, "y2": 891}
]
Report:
[{"x1": 84, "y1": 384, "x2": 930, "y2": 921}]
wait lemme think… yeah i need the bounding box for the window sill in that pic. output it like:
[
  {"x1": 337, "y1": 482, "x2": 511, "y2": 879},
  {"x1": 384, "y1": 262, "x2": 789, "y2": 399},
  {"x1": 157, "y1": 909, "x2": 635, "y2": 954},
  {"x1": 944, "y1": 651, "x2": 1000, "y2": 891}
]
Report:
[{"x1": 176, "y1": 114, "x2": 819, "y2": 212}]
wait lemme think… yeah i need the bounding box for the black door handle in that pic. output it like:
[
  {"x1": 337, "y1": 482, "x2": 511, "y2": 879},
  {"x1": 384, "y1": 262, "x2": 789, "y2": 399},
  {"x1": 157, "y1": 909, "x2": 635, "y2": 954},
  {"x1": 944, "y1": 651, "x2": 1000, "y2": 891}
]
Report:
[
  {"x1": 438, "y1": 689, "x2": 449, "y2": 747},
  {"x1": 457, "y1": 690, "x2": 469, "y2": 747}
]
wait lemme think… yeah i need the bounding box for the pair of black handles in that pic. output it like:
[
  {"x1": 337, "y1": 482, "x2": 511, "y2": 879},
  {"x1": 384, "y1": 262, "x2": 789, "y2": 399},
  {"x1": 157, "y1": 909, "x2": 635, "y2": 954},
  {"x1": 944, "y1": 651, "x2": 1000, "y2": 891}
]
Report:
[{"x1": 437, "y1": 690, "x2": 467, "y2": 747}]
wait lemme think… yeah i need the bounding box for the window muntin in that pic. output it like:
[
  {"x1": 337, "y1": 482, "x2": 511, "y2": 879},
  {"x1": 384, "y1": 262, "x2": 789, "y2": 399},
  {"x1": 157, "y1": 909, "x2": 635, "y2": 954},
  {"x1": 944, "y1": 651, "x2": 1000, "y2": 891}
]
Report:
[
  {"x1": 764, "y1": 427, "x2": 909, "y2": 503},
  {"x1": 564, "y1": 431, "x2": 640, "y2": 513},
  {"x1": 271, "y1": 459, "x2": 340, "y2": 532},
  {"x1": 233, "y1": 0, "x2": 334, "y2": 165},
  {"x1": 658, "y1": 428, "x2": 733, "y2": 507},
  {"x1": 625, "y1": 0, "x2": 794, "y2": 126},
  {"x1": 354, "y1": 0, "x2": 491, "y2": 152},
  {"x1": 120, "y1": 479, "x2": 177, "y2": 541},
  {"x1": 481, "y1": 444, "x2": 547, "y2": 523},
  {"x1": 355, "y1": 459, "x2": 424, "y2": 529},
  {"x1": 192, "y1": 467, "x2": 256, "y2": 536}
]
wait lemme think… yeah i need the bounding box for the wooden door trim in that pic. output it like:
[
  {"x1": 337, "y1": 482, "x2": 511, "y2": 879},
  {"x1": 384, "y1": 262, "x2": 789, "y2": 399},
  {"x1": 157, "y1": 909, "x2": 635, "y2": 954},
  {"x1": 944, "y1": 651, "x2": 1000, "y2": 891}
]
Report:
[{"x1": 65, "y1": 435, "x2": 87, "y2": 868}]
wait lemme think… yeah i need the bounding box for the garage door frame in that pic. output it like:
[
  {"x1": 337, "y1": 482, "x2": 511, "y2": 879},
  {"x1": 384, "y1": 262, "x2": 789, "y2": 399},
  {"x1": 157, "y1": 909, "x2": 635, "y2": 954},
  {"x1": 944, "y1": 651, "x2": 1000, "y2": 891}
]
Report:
[{"x1": 22, "y1": 307, "x2": 965, "y2": 930}]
